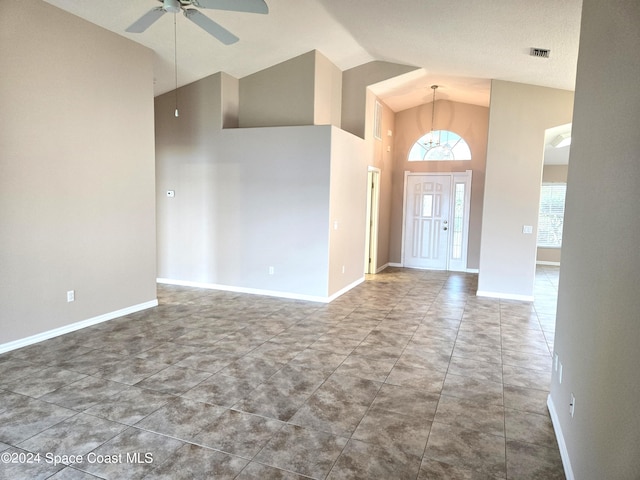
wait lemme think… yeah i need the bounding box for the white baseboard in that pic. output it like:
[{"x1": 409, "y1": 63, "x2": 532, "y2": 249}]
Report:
[
  {"x1": 466, "y1": 268, "x2": 480, "y2": 273},
  {"x1": 476, "y1": 290, "x2": 535, "y2": 302},
  {"x1": 375, "y1": 263, "x2": 389, "y2": 273},
  {"x1": 537, "y1": 261, "x2": 561, "y2": 266},
  {"x1": 327, "y1": 277, "x2": 365, "y2": 302},
  {"x1": 0, "y1": 299, "x2": 158, "y2": 354},
  {"x1": 388, "y1": 262, "x2": 403, "y2": 268},
  {"x1": 157, "y1": 278, "x2": 364, "y2": 304},
  {"x1": 547, "y1": 394, "x2": 575, "y2": 480}
]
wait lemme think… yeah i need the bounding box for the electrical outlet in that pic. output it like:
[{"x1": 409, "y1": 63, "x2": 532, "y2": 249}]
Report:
[
  {"x1": 67, "y1": 290, "x2": 75, "y2": 302},
  {"x1": 554, "y1": 353, "x2": 559, "y2": 371},
  {"x1": 569, "y1": 393, "x2": 576, "y2": 418},
  {"x1": 268, "y1": 266, "x2": 275, "y2": 275}
]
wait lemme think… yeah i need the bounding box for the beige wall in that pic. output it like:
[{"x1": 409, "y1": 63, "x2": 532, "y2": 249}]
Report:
[
  {"x1": 391, "y1": 100, "x2": 490, "y2": 269},
  {"x1": 364, "y1": 92, "x2": 396, "y2": 270},
  {"x1": 550, "y1": 1, "x2": 640, "y2": 478},
  {"x1": 156, "y1": 72, "x2": 367, "y2": 300},
  {"x1": 537, "y1": 164, "x2": 569, "y2": 264},
  {"x1": 542, "y1": 164, "x2": 569, "y2": 183},
  {"x1": 478, "y1": 80, "x2": 574, "y2": 299},
  {"x1": 341, "y1": 62, "x2": 419, "y2": 139},
  {"x1": 221, "y1": 72, "x2": 240, "y2": 128},
  {"x1": 328, "y1": 129, "x2": 369, "y2": 294},
  {"x1": 239, "y1": 51, "x2": 316, "y2": 127},
  {"x1": 238, "y1": 50, "x2": 342, "y2": 129},
  {"x1": 0, "y1": 0, "x2": 157, "y2": 347},
  {"x1": 314, "y1": 51, "x2": 343, "y2": 127}
]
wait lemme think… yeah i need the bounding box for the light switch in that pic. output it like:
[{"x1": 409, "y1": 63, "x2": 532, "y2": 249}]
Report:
[{"x1": 522, "y1": 225, "x2": 533, "y2": 234}]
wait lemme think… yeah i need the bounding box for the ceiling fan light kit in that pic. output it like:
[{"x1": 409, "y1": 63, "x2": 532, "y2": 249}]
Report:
[{"x1": 164, "y1": 0, "x2": 181, "y2": 14}]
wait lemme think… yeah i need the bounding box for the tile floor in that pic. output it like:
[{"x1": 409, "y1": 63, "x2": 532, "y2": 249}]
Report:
[{"x1": 0, "y1": 266, "x2": 565, "y2": 479}]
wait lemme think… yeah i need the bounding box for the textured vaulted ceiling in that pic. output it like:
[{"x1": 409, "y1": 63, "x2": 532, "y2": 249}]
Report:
[{"x1": 42, "y1": 0, "x2": 583, "y2": 111}]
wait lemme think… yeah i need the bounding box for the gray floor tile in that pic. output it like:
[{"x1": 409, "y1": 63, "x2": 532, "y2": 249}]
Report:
[
  {"x1": 17, "y1": 412, "x2": 126, "y2": 457},
  {"x1": 136, "y1": 397, "x2": 225, "y2": 442},
  {"x1": 352, "y1": 408, "x2": 431, "y2": 456},
  {"x1": 181, "y1": 371, "x2": 259, "y2": 407},
  {"x1": 441, "y1": 373, "x2": 504, "y2": 406},
  {"x1": 76, "y1": 427, "x2": 184, "y2": 479},
  {"x1": 503, "y1": 385, "x2": 550, "y2": 416},
  {"x1": 386, "y1": 364, "x2": 446, "y2": 392},
  {"x1": 327, "y1": 438, "x2": 421, "y2": 480},
  {"x1": 48, "y1": 467, "x2": 106, "y2": 479},
  {"x1": 193, "y1": 409, "x2": 284, "y2": 458},
  {"x1": 1, "y1": 366, "x2": 86, "y2": 398},
  {"x1": 506, "y1": 440, "x2": 565, "y2": 480},
  {"x1": 39, "y1": 376, "x2": 128, "y2": 411},
  {"x1": 0, "y1": 446, "x2": 64, "y2": 479},
  {"x1": 93, "y1": 358, "x2": 167, "y2": 386},
  {"x1": 418, "y1": 458, "x2": 504, "y2": 479},
  {"x1": 425, "y1": 422, "x2": 506, "y2": 478},
  {"x1": 144, "y1": 443, "x2": 247, "y2": 479},
  {"x1": 288, "y1": 394, "x2": 368, "y2": 437},
  {"x1": 334, "y1": 354, "x2": 396, "y2": 382},
  {"x1": 255, "y1": 424, "x2": 347, "y2": 479},
  {"x1": 504, "y1": 408, "x2": 557, "y2": 448},
  {"x1": 134, "y1": 365, "x2": 211, "y2": 395},
  {"x1": 434, "y1": 395, "x2": 505, "y2": 437},
  {"x1": 0, "y1": 267, "x2": 567, "y2": 479},
  {"x1": 369, "y1": 383, "x2": 440, "y2": 419},
  {"x1": 83, "y1": 386, "x2": 173, "y2": 425},
  {"x1": 312, "y1": 373, "x2": 381, "y2": 407},
  {"x1": 235, "y1": 461, "x2": 309, "y2": 479},
  {"x1": 0, "y1": 396, "x2": 77, "y2": 444},
  {"x1": 447, "y1": 356, "x2": 503, "y2": 384}
]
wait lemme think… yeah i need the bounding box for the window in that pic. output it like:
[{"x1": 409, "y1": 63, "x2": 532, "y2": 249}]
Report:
[
  {"x1": 408, "y1": 130, "x2": 471, "y2": 161},
  {"x1": 538, "y1": 183, "x2": 567, "y2": 248},
  {"x1": 451, "y1": 183, "x2": 466, "y2": 260},
  {"x1": 373, "y1": 101, "x2": 382, "y2": 140}
]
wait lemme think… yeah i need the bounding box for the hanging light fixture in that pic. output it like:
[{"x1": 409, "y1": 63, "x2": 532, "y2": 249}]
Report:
[
  {"x1": 173, "y1": 11, "x2": 179, "y2": 117},
  {"x1": 424, "y1": 85, "x2": 440, "y2": 150}
]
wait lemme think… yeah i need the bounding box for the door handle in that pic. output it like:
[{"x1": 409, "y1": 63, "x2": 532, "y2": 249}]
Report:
[{"x1": 443, "y1": 227, "x2": 448, "y2": 231}]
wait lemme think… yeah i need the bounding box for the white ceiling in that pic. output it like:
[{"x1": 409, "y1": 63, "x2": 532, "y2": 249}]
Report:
[{"x1": 42, "y1": 0, "x2": 583, "y2": 111}]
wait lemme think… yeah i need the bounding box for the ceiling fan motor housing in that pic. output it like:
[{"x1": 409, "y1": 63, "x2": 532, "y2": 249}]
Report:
[{"x1": 164, "y1": 0, "x2": 181, "y2": 13}]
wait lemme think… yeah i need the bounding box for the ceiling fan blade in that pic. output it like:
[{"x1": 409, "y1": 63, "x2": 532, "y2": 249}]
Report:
[
  {"x1": 191, "y1": 0, "x2": 268, "y2": 14},
  {"x1": 183, "y1": 9, "x2": 239, "y2": 44},
  {"x1": 125, "y1": 7, "x2": 166, "y2": 33}
]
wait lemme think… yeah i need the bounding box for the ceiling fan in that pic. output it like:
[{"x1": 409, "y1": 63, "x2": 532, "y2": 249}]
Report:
[{"x1": 126, "y1": 0, "x2": 269, "y2": 45}]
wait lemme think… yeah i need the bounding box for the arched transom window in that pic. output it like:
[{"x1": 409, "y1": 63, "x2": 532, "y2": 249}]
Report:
[{"x1": 408, "y1": 130, "x2": 472, "y2": 161}]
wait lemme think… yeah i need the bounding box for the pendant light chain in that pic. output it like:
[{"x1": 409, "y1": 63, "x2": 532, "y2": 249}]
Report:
[
  {"x1": 430, "y1": 85, "x2": 439, "y2": 147},
  {"x1": 174, "y1": 13, "x2": 179, "y2": 117}
]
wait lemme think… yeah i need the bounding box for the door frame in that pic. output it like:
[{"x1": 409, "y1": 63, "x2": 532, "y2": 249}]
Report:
[
  {"x1": 364, "y1": 167, "x2": 381, "y2": 274},
  {"x1": 401, "y1": 170, "x2": 472, "y2": 272}
]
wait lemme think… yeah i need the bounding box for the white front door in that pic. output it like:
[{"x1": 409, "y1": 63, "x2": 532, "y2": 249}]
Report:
[{"x1": 403, "y1": 175, "x2": 451, "y2": 270}]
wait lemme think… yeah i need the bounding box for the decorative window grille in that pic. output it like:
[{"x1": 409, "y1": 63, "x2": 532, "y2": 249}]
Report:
[{"x1": 408, "y1": 130, "x2": 471, "y2": 161}]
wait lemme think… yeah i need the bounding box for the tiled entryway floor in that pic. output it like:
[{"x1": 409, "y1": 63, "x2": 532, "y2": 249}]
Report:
[{"x1": 0, "y1": 267, "x2": 565, "y2": 479}]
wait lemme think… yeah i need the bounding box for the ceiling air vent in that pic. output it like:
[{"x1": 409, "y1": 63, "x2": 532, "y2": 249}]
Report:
[{"x1": 530, "y1": 48, "x2": 551, "y2": 58}]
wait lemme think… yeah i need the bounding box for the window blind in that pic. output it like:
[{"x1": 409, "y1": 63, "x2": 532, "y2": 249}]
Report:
[{"x1": 537, "y1": 183, "x2": 566, "y2": 248}]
